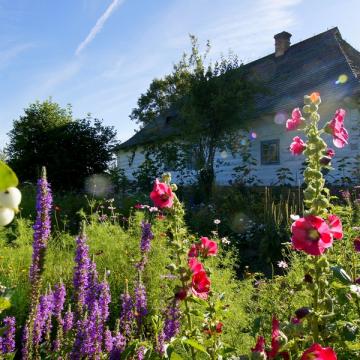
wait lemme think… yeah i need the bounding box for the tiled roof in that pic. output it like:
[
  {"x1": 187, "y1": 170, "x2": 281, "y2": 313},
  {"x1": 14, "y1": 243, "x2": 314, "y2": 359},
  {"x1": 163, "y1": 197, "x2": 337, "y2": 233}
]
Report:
[{"x1": 118, "y1": 27, "x2": 360, "y2": 150}]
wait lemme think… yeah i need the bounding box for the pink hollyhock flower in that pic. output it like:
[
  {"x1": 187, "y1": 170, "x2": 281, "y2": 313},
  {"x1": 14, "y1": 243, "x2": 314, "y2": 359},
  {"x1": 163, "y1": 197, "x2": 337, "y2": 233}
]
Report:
[
  {"x1": 327, "y1": 215, "x2": 343, "y2": 240},
  {"x1": 188, "y1": 257, "x2": 205, "y2": 274},
  {"x1": 291, "y1": 216, "x2": 333, "y2": 255},
  {"x1": 150, "y1": 179, "x2": 174, "y2": 208},
  {"x1": 191, "y1": 271, "x2": 210, "y2": 299},
  {"x1": 286, "y1": 108, "x2": 304, "y2": 131},
  {"x1": 199, "y1": 237, "x2": 218, "y2": 257},
  {"x1": 251, "y1": 336, "x2": 266, "y2": 354},
  {"x1": 354, "y1": 237, "x2": 360, "y2": 253},
  {"x1": 267, "y1": 317, "x2": 280, "y2": 358},
  {"x1": 301, "y1": 343, "x2": 337, "y2": 360},
  {"x1": 188, "y1": 244, "x2": 199, "y2": 258},
  {"x1": 327, "y1": 109, "x2": 348, "y2": 148},
  {"x1": 290, "y1": 136, "x2": 306, "y2": 156}
]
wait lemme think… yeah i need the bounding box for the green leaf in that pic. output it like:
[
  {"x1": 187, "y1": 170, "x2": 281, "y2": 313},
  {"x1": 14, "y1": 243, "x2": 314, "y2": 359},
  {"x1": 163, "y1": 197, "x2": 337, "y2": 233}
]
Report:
[
  {"x1": 0, "y1": 161, "x2": 18, "y2": 191},
  {"x1": 345, "y1": 341, "x2": 360, "y2": 351},
  {"x1": 182, "y1": 339, "x2": 209, "y2": 355},
  {"x1": 331, "y1": 266, "x2": 352, "y2": 285},
  {"x1": 170, "y1": 352, "x2": 183, "y2": 360},
  {"x1": 187, "y1": 296, "x2": 208, "y2": 307},
  {"x1": 0, "y1": 296, "x2": 11, "y2": 313}
]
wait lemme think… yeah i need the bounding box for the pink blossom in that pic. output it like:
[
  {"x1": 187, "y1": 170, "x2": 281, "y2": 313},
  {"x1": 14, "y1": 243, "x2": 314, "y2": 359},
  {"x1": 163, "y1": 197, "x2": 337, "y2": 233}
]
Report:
[
  {"x1": 327, "y1": 109, "x2": 348, "y2": 148},
  {"x1": 301, "y1": 343, "x2": 337, "y2": 360},
  {"x1": 199, "y1": 237, "x2": 218, "y2": 257},
  {"x1": 327, "y1": 214, "x2": 343, "y2": 240},
  {"x1": 290, "y1": 136, "x2": 306, "y2": 156},
  {"x1": 286, "y1": 108, "x2": 304, "y2": 131},
  {"x1": 150, "y1": 179, "x2": 174, "y2": 208}
]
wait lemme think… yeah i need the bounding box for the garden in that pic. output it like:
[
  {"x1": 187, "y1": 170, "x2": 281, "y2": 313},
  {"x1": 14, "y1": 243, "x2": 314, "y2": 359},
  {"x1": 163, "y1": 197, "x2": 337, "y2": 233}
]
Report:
[{"x1": 0, "y1": 93, "x2": 359, "y2": 359}]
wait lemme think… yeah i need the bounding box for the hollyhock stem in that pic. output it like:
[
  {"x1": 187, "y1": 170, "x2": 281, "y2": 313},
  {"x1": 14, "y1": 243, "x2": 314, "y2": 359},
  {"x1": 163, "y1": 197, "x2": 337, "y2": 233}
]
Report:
[{"x1": 311, "y1": 257, "x2": 320, "y2": 343}]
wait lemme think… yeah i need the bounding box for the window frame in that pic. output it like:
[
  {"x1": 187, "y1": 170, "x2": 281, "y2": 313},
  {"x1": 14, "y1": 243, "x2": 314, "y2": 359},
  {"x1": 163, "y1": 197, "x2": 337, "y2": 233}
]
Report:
[{"x1": 261, "y1": 139, "x2": 280, "y2": 165}]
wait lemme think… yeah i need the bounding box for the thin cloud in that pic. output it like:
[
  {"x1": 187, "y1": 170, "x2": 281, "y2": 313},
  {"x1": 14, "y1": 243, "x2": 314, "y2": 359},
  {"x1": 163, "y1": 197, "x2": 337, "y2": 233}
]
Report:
[
  {"x1": 0, "y1": 43, "x2": 34, "y2": 69},
  {"x1": 75, "y1": 0, "x2": 124, "y2": 55}
]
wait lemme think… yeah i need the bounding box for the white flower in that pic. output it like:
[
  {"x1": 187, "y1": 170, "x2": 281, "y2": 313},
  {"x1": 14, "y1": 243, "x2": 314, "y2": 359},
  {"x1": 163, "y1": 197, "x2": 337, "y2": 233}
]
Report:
[
  {"x1": 214, "y1": 219, "x2": 221, "y2": 225},
  {"x1": 221, "y1": 237, "x2": 230, "y2": 245},
  {"x1": 350, "y1": 285, "x2": 360, "y2": 297},
  {"x1": 290, "y1": 214, "x2": 300, "y2": 221},
  {"x1": 277, "y1": 260, "x2": 288, "y2": 269},
  {"x1": 0, "y1": 207, "x2": 15, "y2": 226},
  {"x1": 149, "y1": 207, "x2": 158, "y2": 213}
]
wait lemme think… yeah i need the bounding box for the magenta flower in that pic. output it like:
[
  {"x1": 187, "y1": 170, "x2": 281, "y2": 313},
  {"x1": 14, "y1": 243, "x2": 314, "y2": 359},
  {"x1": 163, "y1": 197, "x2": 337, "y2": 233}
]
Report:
[
  {"x1": 327, "y1": 109, "x2": 348, "y2": 148},
  {"x1": 290, "y1": 136, "x2": 306, "y2": 156},
  {"x1": 327, "y1": 214, "x2": 343, "y2": 240},
  {"x1": 301, "y1": 343, "x2": 337, "y2": 360},
  {"x1": 150, "y1": 179, "x2": 174, "y2": 208},
  {"x1": 286, "y1": 108, "x2": 304, "y2": 131}
]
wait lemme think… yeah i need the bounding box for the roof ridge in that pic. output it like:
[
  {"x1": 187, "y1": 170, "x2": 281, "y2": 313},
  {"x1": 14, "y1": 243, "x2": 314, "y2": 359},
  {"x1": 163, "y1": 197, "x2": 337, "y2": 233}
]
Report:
[
  {"x1": 334, "y1": 34, "x2": 360, "y2": 81},
  {"x1": 242, "y1": 27, "x2": 339, "y2": 68}
]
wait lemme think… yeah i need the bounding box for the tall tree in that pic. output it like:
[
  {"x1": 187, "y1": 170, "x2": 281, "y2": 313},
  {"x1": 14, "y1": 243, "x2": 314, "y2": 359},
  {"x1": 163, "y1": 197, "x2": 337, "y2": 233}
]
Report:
[
  {"x1": 7, "y1": 100, "x2": 117, "y2": 190},
  {"x1": 131, "y1": 36, "x2": 263, "y2": 197}
]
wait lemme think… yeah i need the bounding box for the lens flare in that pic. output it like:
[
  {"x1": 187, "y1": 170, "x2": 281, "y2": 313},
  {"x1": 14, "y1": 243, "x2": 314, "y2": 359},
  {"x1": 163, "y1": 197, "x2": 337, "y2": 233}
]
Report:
[
  {"x1": 274, "y1": 111, "x2": 287, "y2": 125},
  {"x1": 220, "y1": 150, "x2": 228, "y2": 159},
  {"x1": 335, "y1": 74, "x2": 348, "y2": 85},
  {"x1": 250, "y1": 131, "x2": 257, "y2": 140},
  {"x1": 85, "y1": 174, "x2": 113, "y2": 197}
]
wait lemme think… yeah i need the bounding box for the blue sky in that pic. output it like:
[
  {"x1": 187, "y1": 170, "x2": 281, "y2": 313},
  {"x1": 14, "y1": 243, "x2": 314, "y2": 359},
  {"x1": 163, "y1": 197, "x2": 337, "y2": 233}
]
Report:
[{"x1": 1, "y1": 0, "x2": 359, "y2": 147}]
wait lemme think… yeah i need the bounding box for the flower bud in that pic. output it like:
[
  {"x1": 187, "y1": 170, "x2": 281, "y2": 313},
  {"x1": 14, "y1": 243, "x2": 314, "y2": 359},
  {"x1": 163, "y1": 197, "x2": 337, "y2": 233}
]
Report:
[
  {"x1": 161, "y1": 172, "x2": 172, "y2": 184},
  {"x1": 171, "y1": 184, "x2": 178, "y2": 191},
  {"x1": 0, "y1": 207, "x2": 15, "y2": 226},
  {"x1": 309, "y1": 103, "x2": 318, "y2": 112},
  {"x1": 320, "y1": 156, "x2": 332, "y2": 166},
  {"x1": 304, "y1": 95, "x2": 312, "y2": 105},
  {"x1": 295, "y1": 307, "x2": 311, "y2": 319},
  {"x1": 310, "y1": 112, "x2": 320, "y2": 122},
  {"x1": 303, "y1": 105, "x2": 311, "y2": 114}
]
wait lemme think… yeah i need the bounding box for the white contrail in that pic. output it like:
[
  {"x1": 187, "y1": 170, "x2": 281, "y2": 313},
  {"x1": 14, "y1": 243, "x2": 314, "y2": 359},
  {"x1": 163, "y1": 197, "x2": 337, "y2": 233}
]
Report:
[{"x1": 75, "y1": 0, "x2": 124, "y2": 55}]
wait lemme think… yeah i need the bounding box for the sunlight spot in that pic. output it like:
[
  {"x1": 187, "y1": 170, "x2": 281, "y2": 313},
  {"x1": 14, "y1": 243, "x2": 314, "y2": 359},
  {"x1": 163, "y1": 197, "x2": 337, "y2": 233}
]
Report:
[
  {"x1": 230, "y1": 212, "x2": 249, "y2": 233},
  {"x1": 220, "y1": 150, "x2": 228, "y2": 159},
  {"x1": 85, "y1": 174, "x2": 113, "y2": 197},
  {"x1": 274, "y1": 111, "x2": 287, "y2": 125},
  {"x1": 335, "y1": 74, "x2": 348, "y2": 85}
]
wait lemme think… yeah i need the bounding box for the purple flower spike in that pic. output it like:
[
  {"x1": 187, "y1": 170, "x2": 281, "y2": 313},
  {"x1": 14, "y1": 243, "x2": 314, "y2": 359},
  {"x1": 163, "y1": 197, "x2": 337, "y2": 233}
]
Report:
[
  {"x1": 156, "y1": 331, "x2": 165, "y2": 356},
  {"x1": 135, "y1": 281, "x2": 148, "y2": 323},
  {"x1": 98, "y1": 280, "x2": 111, "y2": 323},
  {"x1": 140, "y1": 221, "x2": 154, "y2": 253},
  {"x1": 163, "y1": 300, "x2": 180, "y2": 341},
  {"x1": 53, "y1": 283, "x2": 66, "y2": 320},
  {"x1": 104, "y1": 328, "x2": 113, "y2": 352},
  {"x1": 63, "y1": 308, "x2": 74, "y2": 333},
  {"x1": 73, "y1": 223, "x2": 91, "y2": 312},
  {"x1": 33, "y1": 292, "x2": 54, "y2": 345},
  {"x1": 110, "y1": 332, "x2": 126, "y2": 359},
  {"x1": 21, "y1": 325, "x2": 29, "y2": 359},
  {"x1": 29, "y1": 167, "x2": 52, "y2": 286},
  {"x1": 2, "y1": 316, "x2": 16, "y2": 353},
  {"x1": 120, "y1": 286, "x2": 134, "y2": 337},
  {"x1": 137, "y1": 345, "x2": 146, "y2": 360}
]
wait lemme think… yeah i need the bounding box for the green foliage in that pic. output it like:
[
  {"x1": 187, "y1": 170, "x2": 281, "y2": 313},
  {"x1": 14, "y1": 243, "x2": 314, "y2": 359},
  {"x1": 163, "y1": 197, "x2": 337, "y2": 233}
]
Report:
[
  {"x1": 7, "y1": 100, "x2": 117, "y2": 190},
  {"x1": 0, "y1": 160, "x2": 19, "y2": 191}
]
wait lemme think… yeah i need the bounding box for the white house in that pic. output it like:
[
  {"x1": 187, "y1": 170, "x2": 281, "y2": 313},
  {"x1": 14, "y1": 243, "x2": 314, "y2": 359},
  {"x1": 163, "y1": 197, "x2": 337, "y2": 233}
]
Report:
[{"x1": 116, "y1": 28, "x2": 360, "y2": 186}]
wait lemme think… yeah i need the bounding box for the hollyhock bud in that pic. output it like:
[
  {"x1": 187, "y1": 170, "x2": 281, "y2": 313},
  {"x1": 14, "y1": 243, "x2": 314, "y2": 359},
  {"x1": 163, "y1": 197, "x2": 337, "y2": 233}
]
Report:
[
  {"x1": 290, "y1": 136, "x2": 306, "y2": 156},
  {"x1": 319, "y1": 156, "x2": 332, "y2": 166},
  {"x1": 188, "y1": 244, "x2": 199, "y2": 257},
  {"x1": 301, "y1": 343, "x2": 337, "y2": 360},
  {"x1": 354, "y1": 237, "x2": 360, "y2": 253},
  {"x1": 215, "y1": 322, "x2": 223, "y2": 333},
  {"x1": 150, "y1": 179, "x2": 174, "y2": 208},
  {"x1": 291, "y1": 215, "x2": 333, "y2": 256},
  {"x1": 175, "y1": 288, "x2": 188, "y2": 300},
  {"x1": 326, "y1": 148, "x2": 335, "y2": 158},
  {"x1": 310, "y1": 92, "x2": 321, "y2": 105},
  {"x1": 295, "y1": 307, "x2": 311, "y2": 319}
]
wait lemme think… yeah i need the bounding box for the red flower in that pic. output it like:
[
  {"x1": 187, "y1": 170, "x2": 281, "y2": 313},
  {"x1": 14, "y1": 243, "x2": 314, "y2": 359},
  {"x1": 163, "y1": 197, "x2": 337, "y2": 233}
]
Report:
[
  {"x1": 188, "y1": 244, "x2": 199, "y2": 258},
  {"x1": 291, "y1": 216, "x2": 333, "y2": 255},
  {"x1": 188, "y1": 257, "x2": 205, "y2": 274},
  {"x1": 327, "y1": 215, "x2": 343, "y2": 240},
  {"x1": 267, "y1": 317, "x2": 280, "y2": 358},
  {"x1": 286, "y1": 108, "x2": 304, "y2": 131},
  {"x1": 327, "y1": 109, "x2": 348, "y2": 148},
  {"x1": 199, "y1": 237, "x2": 218, "y2": 257},
  {"x1": 301, "y1": 343, "x2": 337, "y2": 360},
  {"x1": 150, "y1": 179, "x2": 174, "y2": 208},
  {"x1": 215, "y1": 322, "x2": 223, "y2": 333},
  {"x1": 191, "y1": 271, "x2": 211, "y2": 299},
  {"x1": 134, "y1": 203, "x2": 143, "y2": 209},
  {"x1": 251, "y1": 336, "x2": 266, "y2": 353},
  {"x1": 290, "y1": 136, "x2": 306, "y2": 155},
  {"x1": 354, "y1": 237, "x2": 360, "y2": 253}
]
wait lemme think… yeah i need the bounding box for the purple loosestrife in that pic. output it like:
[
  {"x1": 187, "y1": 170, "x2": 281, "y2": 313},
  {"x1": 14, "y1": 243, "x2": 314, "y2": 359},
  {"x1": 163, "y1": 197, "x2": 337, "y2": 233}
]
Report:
[
  {"x1": 163, "y1": 300, "x2": 180, "y2": 341},
  {"x1": 104, "y1": 328, "x2": 114, "y2": 352},
  {"x1": 110, "y1": 332, "x2": 126, "y2": 359},
  {"x1": 73, "y1": 223, "x2": 91, "y2": 314},
  {"x1": 53, "y1": 283, "x2": 66, "y2": 320},
  {"x1": 156, "y1": 331, "x2": 165, "y2": 356},
  {"x1": 137, "y1": 346, "x2": 146, "y2": 360},
  {"x1": 33, "y1": 292, "x2": 54, "y2": 345},
  {"x1": 120, "y1": 285, "x2": 135, "y2": 337},
  {"x1": 85, "y1": 260, "x2": 99, "y2": 311},
  {"x1": 63, "y1": 307, "x2": 74, "y2": 333},
  {"x1": 29, "y1": 167, "x2": 52, "y2": 291},
  {"x1": 135, "y1": 281, "x2": 148, "y2": 326},
  {"x1": 21, "y1": 325, "x2": 29, "y2": 359},
  {"x1": 98, "y1": 279, "x2": 111, "y2": 324},
  {"x1": 2, "y1": 316, "x2": 16, "y2": 353},
  {"x1": 136, "y1": 221, "x2": 154, "y2": 271}
]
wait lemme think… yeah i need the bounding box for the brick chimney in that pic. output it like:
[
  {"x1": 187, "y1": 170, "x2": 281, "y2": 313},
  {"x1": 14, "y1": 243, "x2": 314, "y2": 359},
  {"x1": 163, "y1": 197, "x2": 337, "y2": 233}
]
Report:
[{"x1": 274, "y1": 31, "x2": 292, "y2": 57}]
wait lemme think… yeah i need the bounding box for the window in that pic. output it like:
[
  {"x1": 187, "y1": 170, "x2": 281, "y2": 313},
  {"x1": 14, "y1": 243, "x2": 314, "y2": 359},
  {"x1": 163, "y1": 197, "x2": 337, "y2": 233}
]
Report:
[{"x1": 261, "y1": 139, "x2": 280, "y2": 165}]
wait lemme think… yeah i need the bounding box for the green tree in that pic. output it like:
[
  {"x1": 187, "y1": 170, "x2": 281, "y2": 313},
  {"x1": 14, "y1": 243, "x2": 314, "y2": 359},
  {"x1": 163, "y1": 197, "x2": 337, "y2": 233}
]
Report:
[
  {"x1": 131, "y1": 36, "x2": 262, "y2": 198},
  {"x1": 7, "y1": 100, "x2": 117, "y2": 190}
]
